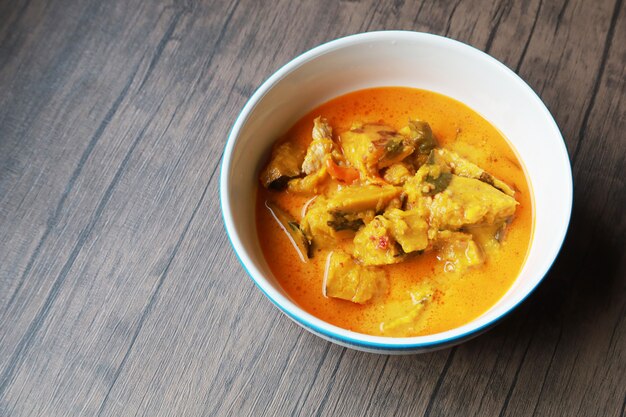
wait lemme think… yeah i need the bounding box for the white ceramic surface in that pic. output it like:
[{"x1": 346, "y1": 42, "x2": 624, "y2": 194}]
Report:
[{"x1": 220, "y1": 31, "x2": 572, "y2": 354}]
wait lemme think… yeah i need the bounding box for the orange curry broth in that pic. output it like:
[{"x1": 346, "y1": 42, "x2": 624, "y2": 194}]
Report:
[{"x1": 256, "y1": 87, "x2": 533, "y2": 337}]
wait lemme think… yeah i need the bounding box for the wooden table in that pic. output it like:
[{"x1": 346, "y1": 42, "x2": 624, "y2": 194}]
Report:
[{"x1": 0, "y1": 0, "x2": 624, "y2": 415}]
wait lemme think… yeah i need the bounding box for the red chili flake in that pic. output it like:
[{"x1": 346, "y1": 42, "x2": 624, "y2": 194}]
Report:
[{"x1": 377, "y1": 236, "x2": 389, "y2": 249}]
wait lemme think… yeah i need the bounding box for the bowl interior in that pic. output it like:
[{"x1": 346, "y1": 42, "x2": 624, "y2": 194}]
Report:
[{"x1": 221, "y1": 32, "x2": 572, "y2": 347}]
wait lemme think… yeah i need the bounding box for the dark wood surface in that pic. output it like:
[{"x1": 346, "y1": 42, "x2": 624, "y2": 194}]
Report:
[{"x1": 0, "y1": 0, "x2": 624, "y2": 415}]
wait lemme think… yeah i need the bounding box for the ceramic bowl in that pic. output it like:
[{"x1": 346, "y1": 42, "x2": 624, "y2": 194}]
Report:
[{"x1": 220, "y1": 31, "x2": 572, "y2": 354}]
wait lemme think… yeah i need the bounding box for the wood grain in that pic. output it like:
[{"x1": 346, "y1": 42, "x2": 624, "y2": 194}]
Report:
[{"x1": 0, "y1": 0, "x2": 623, "y2": 416}]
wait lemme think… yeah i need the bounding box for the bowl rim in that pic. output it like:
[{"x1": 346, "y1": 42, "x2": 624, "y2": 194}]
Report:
[{"x1": 219, "y1": 30, "x2": 573, "y2": 350}]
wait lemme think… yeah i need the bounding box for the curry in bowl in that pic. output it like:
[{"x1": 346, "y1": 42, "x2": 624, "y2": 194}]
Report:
[{"x1": 256, "y1": 87, "x2": 533, "y2": 337}]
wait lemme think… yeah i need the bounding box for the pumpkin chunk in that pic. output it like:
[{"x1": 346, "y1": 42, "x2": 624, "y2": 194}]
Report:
[{"x1": 324, "y1": 251, "x2": 388, "y2": 304}]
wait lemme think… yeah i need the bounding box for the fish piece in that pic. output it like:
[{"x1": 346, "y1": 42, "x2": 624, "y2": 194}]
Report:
[
  {"x1": 286, "y1": 167, "x2": 329, "y2": 195},
  {"x1": 437, "y1": 149, "x2": 516, "y2": 197},
  {"x1": 428, "y1": 175, "x2": 518, "y2": 231},
  {"x1": 302, "y1": 117, "x2": 336, "y2": 175},
  {"x1": 260, "y1": 141, "x2": 306, "y2": 189},
  {"x1": 435, "y1": 231, "x2": 484, "y2": 272},
  {"x1": 466, "y1": 221, "x2": 508, "y2": 254},
  {"x1": 323, "y1": 250, "x2": 388, "y2": 304},
  {"x1": 381, "y1": 285, "x2": 433, "y2": 335}
]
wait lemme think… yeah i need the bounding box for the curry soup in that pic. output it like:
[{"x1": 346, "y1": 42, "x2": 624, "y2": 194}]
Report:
[{"x1": 256, "y1": 87, "x2": 533, "y2": 337}]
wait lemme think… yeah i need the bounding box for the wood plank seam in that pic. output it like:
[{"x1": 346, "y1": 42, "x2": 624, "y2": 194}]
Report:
[
  {"x1": 555, "y1": 0, "x2": 571, "y2": 36},
  {"x1": 136, "y1": 6, "x2": 191, "y2": 92},
  {"x1": 571, "y1": 0, "x2": 623, "y2": 165},
  {"x1": 474, "y1": 335, "x2": 512, "y2": 415},
  {"x1": 422, "y1": 346, "x2": 458, "y2": 417},
  {"x1": 293, "y1": 343, "x2": 332, "y2": 417},
  {"x1": 606, "y1": 302, "x2": 625, "y2": 356},
  {"x1": 412, "y1": 0, "x2": 427, "y2": 27},
  {"x1": 361, "y1": 355, "x2": 391, "y2": 417},
  {"x1": 515, "y1": 0, "x2": 544, "y2": 73},
  {"x1": 360, "y1": 1, "x2": 380, "y2": 32},
  {"x1": 529, "y1": 326, "x2": 564, "y2": 417},
  {"x1": 312, "y1": 348, "x2": 347, "y2": 417},
  {"x1": 392, "y1": 377, "x2": 414, "y2": 416},
  {"x1": 204, "y1": 312, "x2": 284, "y2": 416},
  {"x1": 243, "y1": 331, "x2": 306, "y2": 417},
  {"x1": 0, "y1": 0, "x2": 34, "y2": 73},
  {"x1": 187, "y1": 0, "x2": 241, "y2": 94},
  {"x1": 484, "y1": 0, "x2": 511, "y2": 53},
  {"x1": 95, "y1": 148, "x2": 219, "y2": 416},
  {"x1": 497, "y1": 332, "x2": 535, "y2": 417},
  {"x1": 0, "y1": 92, "x2": 161, "y2": 399},
  {"x1": 443, "y1": 0, "x2": 463, "y2": 37},
  {"x1": 2, "y1": 59, "x2": 143, "y2": 315}
]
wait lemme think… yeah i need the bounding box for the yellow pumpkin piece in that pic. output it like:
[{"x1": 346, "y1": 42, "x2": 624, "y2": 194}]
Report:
[
  {"x1": 383, "y1": 208, "x2": 429, "y2": 253},
  {"x1": 340, "y1": 123, "x2": 414, "y2": 177},
  {"x1": 300, "y1": 198, "x2": 375, "y2": 248},
  {"x1": 300, "y1": 199, "x2": 343, "y2": 248},
  {"x1": 385, "y1": 196, "x2": 404, "y2": 210},
  {"x1": 326, "y1": 184, "x2": 401, "y2": 213},
  {"x1": 429, "y1": 175, "x2": 517, "y2": 230},
  {"x1": 403, "y1": 160, "x2": 451, "y2": 208},
  {"x1": 353, "y1": 216, "x2": 404, "y2": 265},
  {"x1": 383, "y1": 162, "x2": 415, "y2": 185},
  {"x1": 323, "y1": 250, "x2": 388, "y2": 304}
]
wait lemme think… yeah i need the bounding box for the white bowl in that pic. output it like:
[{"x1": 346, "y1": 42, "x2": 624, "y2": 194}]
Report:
[{"x1": 220, "y1": 31, "x2": 572, "y2": 354}]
